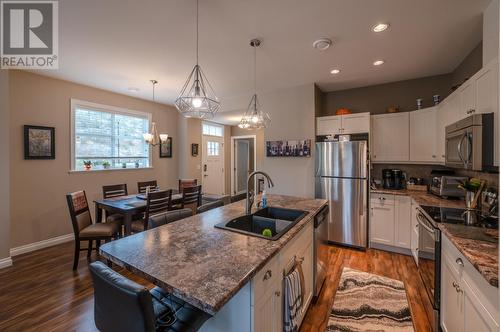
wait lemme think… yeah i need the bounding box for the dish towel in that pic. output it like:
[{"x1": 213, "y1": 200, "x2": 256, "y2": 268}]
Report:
[{"x1": 284, "y1": 259, "x2": 305, "y2": 332}]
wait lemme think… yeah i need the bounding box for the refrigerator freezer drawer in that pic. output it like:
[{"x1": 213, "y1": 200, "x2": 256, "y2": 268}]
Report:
[
  {"x1": 315, "y1": 176, "x2": 367, "y2": 247},
  {"x1": 315, "y1": 141, "x2": 367, "y2": 178}
]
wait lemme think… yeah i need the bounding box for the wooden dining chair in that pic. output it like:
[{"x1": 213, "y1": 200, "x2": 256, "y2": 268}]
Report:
[
  {"x1": 181, "y1": 185, "x2": 202, "y2": 214},
  {"x1": 131, "y1": 190, "x2": 172, "y2": 233},
  {"x1": 138, "y1": 180, "x2": 158, "y2": 194},
  {"x1": 66, "y1": 191, "x2": 120, "y2": 270},
  {"x1": 102, "y1": 184, "x2": 128, "y2": 235},
  {"x1": 178, "y1": 179, "x2": 197, "y2": 192}
]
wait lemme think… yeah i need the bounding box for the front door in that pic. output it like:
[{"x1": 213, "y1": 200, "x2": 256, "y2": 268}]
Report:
[{"x1": 202, "y1": 135, "x2": 224, "y2": 195}]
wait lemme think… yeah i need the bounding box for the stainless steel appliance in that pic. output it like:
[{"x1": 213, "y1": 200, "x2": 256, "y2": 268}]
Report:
[
  {"x1": 415, "y1": 205, "x2": 498, "y2": 330},
  {"x1": 315, "y1": 139, "x2": 368, "y2": 248},
  {"x1": 445, "y1": 113, "x2": 495, "y2": 171},
  {"x1": 313, "y1": 205, "x2": 329, "y2": 301},
  {"x1": 429, "y1": 175, "x2": 468, "y2": 198}
]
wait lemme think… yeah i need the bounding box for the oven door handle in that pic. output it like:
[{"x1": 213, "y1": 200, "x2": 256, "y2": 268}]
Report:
[{"x1": 416, "y1": 213, "x2": 436, "y2": 234}]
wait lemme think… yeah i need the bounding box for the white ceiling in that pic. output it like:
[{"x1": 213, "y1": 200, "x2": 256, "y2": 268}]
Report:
[{"x1": 37, "y1": 0, "x2": 488, "y2": 117}]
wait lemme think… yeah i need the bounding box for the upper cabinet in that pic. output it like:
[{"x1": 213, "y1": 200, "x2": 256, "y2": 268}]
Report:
[
  {"x1": 371, "y1": 112, "x2": 409, "y2": 162},
  {"x1": 316, "y1": 112, "x2": 370, "y2": 135},
  {"x1": 410, "y1": 107, "x2": 438, "y2": 163}
]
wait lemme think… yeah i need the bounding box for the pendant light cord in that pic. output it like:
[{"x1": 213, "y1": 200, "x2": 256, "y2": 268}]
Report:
[
  {"x1": 254, "y1": 42, "x2": 257, "y2": 96},
  {"x1": 196, "y1": 0, "x2": 199, "y2": 66}
]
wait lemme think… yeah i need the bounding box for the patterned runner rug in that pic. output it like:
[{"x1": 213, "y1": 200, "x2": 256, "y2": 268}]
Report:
[{"x1": 327, "y1": 267, "x2": 414, "y2": 332}]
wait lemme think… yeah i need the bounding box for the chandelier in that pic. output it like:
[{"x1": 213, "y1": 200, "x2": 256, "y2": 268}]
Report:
[
  {"x1": 143, "y1": 80, "x2": 168, "y2": 147},
  {"x1": 175, "y1": 0, "x2": 220, "y2": 119},
  {"x1": 238, "y1": 39, "x2": 270, "y2": 129}
]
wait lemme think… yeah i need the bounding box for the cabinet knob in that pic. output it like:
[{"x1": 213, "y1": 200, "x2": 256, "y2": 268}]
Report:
[
  {"x1": 442, "y1": 154, "x2": 445, "y2": 158},
  {"x1": 263, "y1": 270, "x2": 272, "y2": 281},
  {"x1": 432, "y1": 155, "x2": 436, "y2": 158},
  {"x1": 275, "y1": 291, "x2": 281, "y2": 297},
  {"x1": 455, "y1": 258, "x2": 464, "y2": 267}
]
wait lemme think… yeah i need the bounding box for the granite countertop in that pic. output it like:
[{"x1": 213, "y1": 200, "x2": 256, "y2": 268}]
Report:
[
  {"x1": 438, "y1": 223, "x2": 498, "y2": 288},
  {"x1": 371, "y1": 188, "x2": 498, "y2": 287},
  {"x1": 100, "y1": 194, "x2": 327, "y2": 315},
  {"x1": 370, "y1": 188, "x2": 466, "y2": 209}
]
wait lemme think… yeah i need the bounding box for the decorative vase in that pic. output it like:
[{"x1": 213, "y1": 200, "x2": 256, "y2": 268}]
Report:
[{"x1": 84, "y1": 165, "x2": 92, "y2": 171}]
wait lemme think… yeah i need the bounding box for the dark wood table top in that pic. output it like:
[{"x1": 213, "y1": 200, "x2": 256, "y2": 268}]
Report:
[{"x1": 95, "y1": 192, "x2": 183, "y2": 212}]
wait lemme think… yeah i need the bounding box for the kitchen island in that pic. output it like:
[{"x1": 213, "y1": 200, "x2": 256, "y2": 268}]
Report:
[{"x1": 100, "y1": 194, "x2": 327, "y2": 331}]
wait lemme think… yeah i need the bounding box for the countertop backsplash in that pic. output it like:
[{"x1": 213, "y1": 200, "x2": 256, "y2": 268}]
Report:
[{"x1": 370, "y1": 163, "x2": 498, "y2": 189}]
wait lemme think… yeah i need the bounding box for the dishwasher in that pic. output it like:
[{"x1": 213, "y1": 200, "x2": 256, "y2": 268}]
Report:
[{"x1": 313, "y1": 204, "x2": 329, "y2": 301}]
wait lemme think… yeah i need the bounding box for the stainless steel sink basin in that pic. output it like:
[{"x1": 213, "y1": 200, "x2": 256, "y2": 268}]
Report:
[{"x1": 214, "y1": 207, "x2": 308, "y2": 240}]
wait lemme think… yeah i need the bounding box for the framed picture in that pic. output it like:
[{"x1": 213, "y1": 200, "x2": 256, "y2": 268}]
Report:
[
  {"x1": 24, "y1": 125, "x2": 55, "y2": 160},
  {"x1": 159, "y1": 137, "x2": 172, "y2": 158},
  {"x1": 266, "y1": 139, "x2": 311, "y2": 157},
  {"x1": 191, "y1": 143, "x2": 199, "y2": 156}
]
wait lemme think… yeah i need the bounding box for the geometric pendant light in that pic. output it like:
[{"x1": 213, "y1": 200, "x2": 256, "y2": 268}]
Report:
[
  {"x1": 175, "y1": 0, "x2": 220, "y2": 119},
  {"x1": 238, "y1": 39, "x2": 271, "y2": 129}
]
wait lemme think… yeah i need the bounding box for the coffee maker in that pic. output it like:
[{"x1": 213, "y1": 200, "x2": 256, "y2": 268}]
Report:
[{"x1": 382, "y1": 169, "x2": 405, "y2": 190}]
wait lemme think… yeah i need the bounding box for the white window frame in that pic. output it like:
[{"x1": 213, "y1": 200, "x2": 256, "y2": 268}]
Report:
[
  {"x1": 202, "y1": 121, "x2": 224, "y2": 137},
  {"x1": 70, "y1": 98, "x2": 153, "y2": 172}
]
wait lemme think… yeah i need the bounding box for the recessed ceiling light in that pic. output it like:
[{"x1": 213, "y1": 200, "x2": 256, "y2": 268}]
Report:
[
  {"x1": 128, "y1": 87, "x2": 139, "y2": 93},
  {"x1": 313, "y1": 38, "x2": 332, "y2": 51},
  {"x1": 330, "y1": 69, "x2": 341, "y2": 74},
  {"x1": 373, "y1": 60, "x2": 385, "y2": 66},
  {"x1": 373, "y1": 23, "x2": 389, "y2": 32}
]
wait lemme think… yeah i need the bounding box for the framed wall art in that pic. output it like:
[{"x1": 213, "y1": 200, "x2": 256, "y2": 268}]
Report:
[
  {"x1": 24, "y1": 125, "x2": 55, "y2": 160},
  {"x1": 266, "y1": 139, "x2": 311, "y2": 157},
  {"x1": 191, "y1": 143, "x2": 199, "y2": 156},
  {"x1": 159, "y1": 137, "x2": 172, "y2": 158}
]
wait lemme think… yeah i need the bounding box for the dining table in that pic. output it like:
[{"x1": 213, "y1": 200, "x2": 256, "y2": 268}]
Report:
[{"x1": 94, "y1": 190, "x2": 183, "y2": 236}]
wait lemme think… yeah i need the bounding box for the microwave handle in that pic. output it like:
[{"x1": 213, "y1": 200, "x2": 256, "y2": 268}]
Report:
[
  {"x1": 457, "y1": 133, "x2": 467, "y2": 165},
  {"x1": 465, "y1": 133, "x2": 472, "y2": 165}
]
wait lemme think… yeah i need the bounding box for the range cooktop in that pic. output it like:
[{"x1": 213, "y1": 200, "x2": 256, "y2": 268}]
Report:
[{"x1": 419, "y1": 205, "x2": 498, "y2": 229}]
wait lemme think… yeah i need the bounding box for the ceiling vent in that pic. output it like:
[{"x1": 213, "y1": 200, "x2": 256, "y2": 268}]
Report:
[{"x1": 312, "y1": 38, "x2": 332, "y2": 51}]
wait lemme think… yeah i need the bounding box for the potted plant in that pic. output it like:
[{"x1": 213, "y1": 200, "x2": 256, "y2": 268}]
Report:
[
  {"x1": 122, "y1": 162, "x2": 127, "y2": 169},
  {"x1": 102, "y1": 161, "x2": 111, "y2": 169},
  {"x1": 135, "y1": 161, "x2": 140, "y2": 168},
  {"x1": 83, "y1": 160, "x2": 92, "y2": 171},
  {"x1": 458, "y1": 178, "x2": 484, "y2": 208}
]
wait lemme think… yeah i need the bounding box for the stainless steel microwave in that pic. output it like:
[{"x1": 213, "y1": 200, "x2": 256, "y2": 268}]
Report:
[{"x1": 445, "y1": 113, "x2": 495, "y2": 171}]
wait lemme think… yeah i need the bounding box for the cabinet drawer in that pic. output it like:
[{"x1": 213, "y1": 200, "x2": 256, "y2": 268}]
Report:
[
  {"x1": 281, "y1": 221, "x2": 313, "y2": 269},
  {"x1": 253, "y1": 254, "x2": 280, "y2": 304},
  {"x1": 370, "y1": 193, "x2": 395, "y2": 205}
]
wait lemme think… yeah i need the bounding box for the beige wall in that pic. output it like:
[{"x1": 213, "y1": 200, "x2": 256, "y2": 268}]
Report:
[
  {"x1": 228, "y1": 84, "x2": 316, "y2": 198},
  {"x1": 9, "y1": 71, "x2": 180, "y2": 248},
  {"x1": 0, "y1": 70, "x2": 11, "y2": 260}
]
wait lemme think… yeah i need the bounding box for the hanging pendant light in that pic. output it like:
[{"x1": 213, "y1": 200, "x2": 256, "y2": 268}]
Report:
[
  {"x1": 143, "y1": 80, "x2": 168, "y2": 147},
  {"x1": 238, "y1": 39, "x2": 270, "y2": 129},
  {"x1": 175, "y1": 0, "x2": 220, "y2": 119}
]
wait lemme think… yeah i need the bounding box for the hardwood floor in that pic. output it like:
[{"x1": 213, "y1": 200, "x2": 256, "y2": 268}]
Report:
[
  {"x1": 0, "y1": 242, "x2": 433, "y2": 332},
  {"x1": 301, "y1": 246, "x2": 434, "y2": 332}
]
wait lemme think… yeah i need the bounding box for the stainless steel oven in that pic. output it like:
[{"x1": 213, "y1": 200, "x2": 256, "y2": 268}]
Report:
[
  {"x1": 416, "y1": 207, "x2": 441, "y2": 330},
  {"x1": 445, "y1": 113, "x2": 495, "y2": 171}
]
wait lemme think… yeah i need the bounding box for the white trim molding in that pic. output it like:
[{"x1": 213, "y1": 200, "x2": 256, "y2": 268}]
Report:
[
  {"x1": 10, "y1": 233, "x2": 74, "y2": 257},
  {"x1": 0, "y1": 257, "x2": 13, "y2": 269}
]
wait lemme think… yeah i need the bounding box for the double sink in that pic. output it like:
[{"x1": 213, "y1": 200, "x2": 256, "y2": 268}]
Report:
[{"x1": 215, "y1": 207, "x2": 308, "y2": 240}]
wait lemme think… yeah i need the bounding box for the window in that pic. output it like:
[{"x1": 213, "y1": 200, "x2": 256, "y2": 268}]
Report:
[
  {"x1": 207, "y1": 141, "x2": 220, "y2": 156},
  {"x1": 71, "y1": 99, "x2": 151, "y2": 171},
  {"x1": 202, "y1": 122, "x2": 223, "y2": 137}
]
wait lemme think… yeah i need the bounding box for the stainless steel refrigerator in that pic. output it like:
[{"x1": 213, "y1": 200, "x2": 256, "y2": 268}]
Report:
[{"x1": 315, "y1": 141, "x2": 368, "y2": 248}]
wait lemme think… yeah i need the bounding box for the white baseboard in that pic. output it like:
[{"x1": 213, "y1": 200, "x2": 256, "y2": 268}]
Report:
[
  {"x1": 10, "y1": 233, "x2": 74, "y2": 257},
  {"x1": 0, "y1": 256, "x2": 13, "y2": 269}
]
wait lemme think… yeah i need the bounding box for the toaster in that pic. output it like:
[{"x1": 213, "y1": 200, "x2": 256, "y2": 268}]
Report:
[{"x1": 429, "y1": 176, "x2": 468, "y2": 198}]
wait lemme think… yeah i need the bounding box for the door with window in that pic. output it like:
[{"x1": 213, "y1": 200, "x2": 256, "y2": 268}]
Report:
[{"x1": 202, "y1": 123, "x2": 224, "y2": 195}]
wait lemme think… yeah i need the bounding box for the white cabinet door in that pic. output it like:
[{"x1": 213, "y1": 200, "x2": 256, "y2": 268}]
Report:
[
  {"x1": 463, "y1": 279, "x2": 500, "y2": 332},
  {"x1": 254, "y1": 286, "x2": 278, "y2": 332},
  {"x1": 460, "y1": 79, "x2": 476, "y2": 118},
  {"x1": 341, "y1": 112, "x2": 370, "y2": 134},
  {"x1": 474, "y1": 59, "x2": 499, "y2": 165},
  {"x1": 371, "y1": 113, "x2": 410, "y2": 162},
  {"x1": 441, "y1": 253, "x2": 464, "y2": 332},
  {"x1": 370, "y1": 203, "x2": 395, "y2": 245},
  {"x1": 317, "y1": 116, "x2": 341, "y2": 135},
  {"x1": 394, "y1": 195, "x2": 411, "y2": 249},
  {"x1": 410, "y1": 107, "x2": 438, "y2": 163}
]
